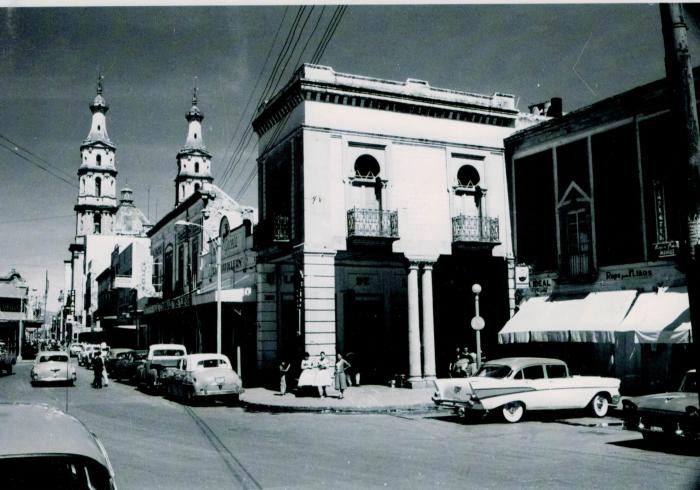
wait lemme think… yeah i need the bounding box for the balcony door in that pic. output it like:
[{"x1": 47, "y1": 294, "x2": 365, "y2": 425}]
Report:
[{"x1": 565, "y1": 208, "x2": 591, "y2": 276}]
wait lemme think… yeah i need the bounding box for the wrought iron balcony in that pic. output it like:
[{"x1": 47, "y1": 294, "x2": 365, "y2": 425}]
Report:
[
  {"x1": 560, "y1": 251, "x2": 594, "y2": 280},
  {"x1": 347, "y1": 208, "x2": 399, "y2": 239},
  {"x1": 452, "y1": 214, "x2": 500, "y2": 244}
]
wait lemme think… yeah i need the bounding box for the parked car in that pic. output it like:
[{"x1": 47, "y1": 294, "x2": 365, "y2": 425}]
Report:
[
  {"x1": 622, "y1": 369, "x2": 698, "y2": 441},
  {"x1": 432, "y1": 357, "x2": 621, "y2": 423},
  {"x1": 69, "y1": 343, "x2": 84, "y2": 357},
  {"x1": 0, "y1": 403, "x2": 117, "y2": 489},
  {"x1": 78, "y1": 344, "x2": 99, "y2": 367},
  {"x1": 30, "y1": 351, "x2": 77, "y2": 386},
  {"x1": 138, "y1": 344, "x2": 187, "y2": 391},
  {"x1": 166, "y1": 353, "x2": 243, "y2": 404},
  {"x1": 110, "y1": 349, "x2": 147, "y2": 382},
  {"x1": 104, "y1": 348, "x2": 134, "y2": 377}
]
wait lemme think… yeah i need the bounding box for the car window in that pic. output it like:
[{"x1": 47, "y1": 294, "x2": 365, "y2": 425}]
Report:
[
  {"x1": 546, "y1": 364, "x2": 568, "y2": 379},
  {"x1": 198, "y1": 359, "x2": 228, "y2": 368},
  {"x1": 474, "y1": 364, "x2": 512, "y2": 379},
  {"x1": 153, "y1": 349, "x2": 185, "y2": 357},
  {"x1": 0, "y1": 455, "x2": 113, "y2": 490},
  {"x1": 521, "y1": 365, "x2": 545, "y2": 380},
  {"x1": 514, "y1": 370, "x2": 524, "y2": 380},
  {"x1": 680, "y1": 372, "x2": 697, "y2": 393}
]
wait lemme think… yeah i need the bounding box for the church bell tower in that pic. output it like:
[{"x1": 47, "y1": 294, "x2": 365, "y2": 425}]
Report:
[
  {"x1": 75, "y1": 74, "x2": 118, "y2": 237},
  {"x1": 175, "y1": 80, "x2": 213, "y2": 206}
]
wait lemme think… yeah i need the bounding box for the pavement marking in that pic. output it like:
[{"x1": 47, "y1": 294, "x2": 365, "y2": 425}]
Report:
[{"x1": 184, "y1": 405, "x2": 263, "y2": 490}]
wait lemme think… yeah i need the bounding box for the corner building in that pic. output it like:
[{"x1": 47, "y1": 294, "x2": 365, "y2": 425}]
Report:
[{"x1": 253, "y1": 65, "x2": 541, "y2": 386}]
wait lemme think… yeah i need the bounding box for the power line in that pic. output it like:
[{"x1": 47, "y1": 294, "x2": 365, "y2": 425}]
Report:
[
  {"x1": 0, "y1": 214, "x2": 75, "y2": 225},
  {"x1": 0, "y1": 133, "x2": 75, "y2": 182},
  {"x1": 0, "y1": 140, "x2": 76, "y2": 188}
]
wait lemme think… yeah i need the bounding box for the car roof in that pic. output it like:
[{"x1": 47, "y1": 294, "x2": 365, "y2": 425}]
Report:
[
  {"x1": 185, "y1": 353, "x2": 231, "y2": 363},
  {"x1": 149, "y1": 344, "x2": 186, "y2": 350},
  {"x1": 36, "y1": 350, "x2": 69, "y2": 358},
  {"x1": 109, "y1": 348, "x2": 133, "y2": 355},
  {"x1": 0, "y1": 404, "x2": 109, "y2": 466},
  {"x1": 484, "y1": 357, "x2": 567, "y2": 370}
]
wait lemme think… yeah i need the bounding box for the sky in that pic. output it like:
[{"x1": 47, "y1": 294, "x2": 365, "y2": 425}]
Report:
[{"x1": 2, "y1": 2, "x2": 700, "y2": 313}]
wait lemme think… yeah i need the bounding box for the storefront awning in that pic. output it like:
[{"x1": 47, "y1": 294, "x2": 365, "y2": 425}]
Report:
[
  {"x1": 498, "y1": 290, "x2": 638, "y2": 344},
  {"x1": 619, "y1": 287, "x2": 691, "y2": 343}
]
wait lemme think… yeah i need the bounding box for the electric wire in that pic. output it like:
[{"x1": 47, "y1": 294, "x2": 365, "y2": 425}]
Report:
[
  {"x1": 0, "y1": 133, "x2": 75, "y2": 181},
  {"x1": 0, "y1": 140, "x2": 76, "y2": 188}
]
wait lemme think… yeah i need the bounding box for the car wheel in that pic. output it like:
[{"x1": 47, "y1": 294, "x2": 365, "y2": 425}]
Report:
[
  {"x1": 502, "y1": 402, "x2": 525, "y2": 423},
  {"x1": 590, "y1": 393, "x2": 609, "y2": 417},
  {"x1": 7, "y1": 364, "x2": 12, "y2": 375},
  {"x1": 184, "y1": 388, "x2": 194, "y2": 405}
]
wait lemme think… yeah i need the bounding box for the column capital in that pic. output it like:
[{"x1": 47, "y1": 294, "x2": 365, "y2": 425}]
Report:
[{"x1": 408, "y1": 262, "x2": 420, "y2": 271}]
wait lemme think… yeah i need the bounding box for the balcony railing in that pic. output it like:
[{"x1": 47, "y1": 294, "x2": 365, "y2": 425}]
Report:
[
  {"x1": 452, "y1": 214, "x2": 499, "y2": 244},
  {"x1": 347, "y1": 208, "x2": 399, "y2": 239},
  {"x1": 254, "y1": 214, "x2": 290, "y2": 249}
]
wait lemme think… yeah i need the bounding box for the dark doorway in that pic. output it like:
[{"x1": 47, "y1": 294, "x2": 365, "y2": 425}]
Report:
[{"x1": 344, "y1": 293, "x2": 386, "y2": 384}]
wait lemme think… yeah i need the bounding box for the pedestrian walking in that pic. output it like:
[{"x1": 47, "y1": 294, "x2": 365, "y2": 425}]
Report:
[
  {"x1": 334, "y1": 353, "x2": 351, "y2": 399},
  {"x1": 92, "y1": 354, "x2": 104, "y2": 389},
  {"x1": 279, "y1": 360, "x2": 290, "y2": 395},
  {"x1": 101, "y1": 349, "x2": 109, "y2": 387}
]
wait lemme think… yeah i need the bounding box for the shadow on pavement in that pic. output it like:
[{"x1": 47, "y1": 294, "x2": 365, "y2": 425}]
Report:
[{"x1": 608, "y1": 437, "x2": 700, "y2": 456}]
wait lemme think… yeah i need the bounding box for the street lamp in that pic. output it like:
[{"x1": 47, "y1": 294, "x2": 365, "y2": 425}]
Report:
[
  {"x1": 471, "y1": 283, "x2": 485, "y2": 370},
  {"x1": 175, "y1": 220, "x2": 222, "y2": 354}
]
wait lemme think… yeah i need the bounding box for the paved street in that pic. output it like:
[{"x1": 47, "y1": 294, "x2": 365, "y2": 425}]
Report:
[{"x1": 1, "y1": 360, "x2": 698, "y2": 490}]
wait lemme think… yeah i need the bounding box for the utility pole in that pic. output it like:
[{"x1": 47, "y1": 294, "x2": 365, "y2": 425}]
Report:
[{"x1": 660, "y1": 4, "x2": 700, "y2": 398}]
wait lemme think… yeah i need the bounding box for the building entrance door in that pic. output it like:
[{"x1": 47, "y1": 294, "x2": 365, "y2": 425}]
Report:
[{"x1": 344, "y1": 294, "x2": 385, "y2": 384}]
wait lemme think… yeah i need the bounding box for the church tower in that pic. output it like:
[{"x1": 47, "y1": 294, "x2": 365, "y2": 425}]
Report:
[
  {"x1": 75, "y1": 74, "x2": 118, "y2": 237},
  {"x1": 175, "y1": 82, "x2": 213, "y2": 206}
]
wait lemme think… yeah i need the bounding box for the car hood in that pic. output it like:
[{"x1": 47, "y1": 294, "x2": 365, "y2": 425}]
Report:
[{"x1": 635, "y1": 392, "x2": 699, "y2": 413}]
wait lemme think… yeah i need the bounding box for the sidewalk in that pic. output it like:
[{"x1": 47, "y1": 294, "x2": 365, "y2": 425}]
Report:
[{"x1": 240, "y1": 384, "x2": 438, "y2": 413}]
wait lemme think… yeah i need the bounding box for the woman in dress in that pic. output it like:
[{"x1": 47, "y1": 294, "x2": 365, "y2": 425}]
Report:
[
  {"x1": 334, "y1": 353, "x2": 351, "y2": 399},
  {"x1": 316, "y1": 352, "x2": 333, "y2": 398},
  {"x1": 296, "y1": 352, "x2": 316, "y2": 394}
]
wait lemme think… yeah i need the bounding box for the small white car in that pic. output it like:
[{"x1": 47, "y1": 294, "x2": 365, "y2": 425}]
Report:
[
  {"x1": 31, "y1": 351, "x2": 77, "y2": 386},
  {"x1": 166, "y1": 353, "x2": 243, "y2": 404},
  {"x1": 432, "y1": 357, "x2": 621, "y2": 423}
]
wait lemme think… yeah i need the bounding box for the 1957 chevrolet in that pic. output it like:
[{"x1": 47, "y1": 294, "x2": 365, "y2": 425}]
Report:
[{"x1": 432, "y1": 357, "x2": 621, "y2": 423}]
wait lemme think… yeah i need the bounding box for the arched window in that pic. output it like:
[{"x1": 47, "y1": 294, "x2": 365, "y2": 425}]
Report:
[
  {"x1": 457, "y1": 165, "x2": 480, "y2": 187},
  {"x1": 194, "y1": 183, "x2": 200, "y2": 192},
  {"x1": 95, "y1": 177, "x2": 102, "y2": 197},
  {"x1": 219, "y1": 216, "x2": 230, "y2": 238},
  {"x1": 94, "y1": 213, "x2": 102, "y2": 234},
  {"x1": 195, "y1": 162, "x2": 200, "y2": 173},
  {"x1": 354, "y1": 155, "x2": 380, "y2": 178},
  {"x1": 96, "y1": 154, "x2": 102, "y2": 166}
]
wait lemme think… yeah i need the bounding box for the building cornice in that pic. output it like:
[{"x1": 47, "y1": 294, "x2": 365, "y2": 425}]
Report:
[{"x1": 253, "y1": 64, "x2": 520, "y2": 136}]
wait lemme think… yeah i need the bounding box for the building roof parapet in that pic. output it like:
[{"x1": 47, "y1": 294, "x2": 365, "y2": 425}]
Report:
[{"x1": 253, "y1": 64, "x2": 520, "y2": 136}]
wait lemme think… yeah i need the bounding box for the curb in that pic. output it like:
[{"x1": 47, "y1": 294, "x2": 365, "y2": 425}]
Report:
[{"x1": 240, "y1": 400, "x2": 439, "y2": 414}]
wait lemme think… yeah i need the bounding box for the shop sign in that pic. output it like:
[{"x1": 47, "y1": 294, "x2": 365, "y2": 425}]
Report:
[
  {"x1": 653, "y1": 240, "x2": 679, "y2": 258},
  {"x1": 145, "y1": 292, "x2": 192, "y2": 314},
  {"x1": 515, "y1": 266, "x2": 530, "y2": 289}
]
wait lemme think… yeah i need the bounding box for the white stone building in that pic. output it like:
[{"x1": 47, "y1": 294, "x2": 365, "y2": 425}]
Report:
[{"x1": 252, "y1": 65, "x2": 542, "y2": 386}]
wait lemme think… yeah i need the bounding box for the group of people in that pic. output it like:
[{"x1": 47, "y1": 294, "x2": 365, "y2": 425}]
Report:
[
  {"x1": 280, "y1": 352, "x2": 352, "y2": 399},
  {"x1": 91, "y1": 344, "x2": 110, "y2": 389},
  {"x1": 449, "y1": 347, "x2": 478, "y2": 378}
]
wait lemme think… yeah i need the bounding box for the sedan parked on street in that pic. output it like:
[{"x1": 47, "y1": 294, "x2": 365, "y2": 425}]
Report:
[
  {"x1": 109, "y1": 349, "x2": 147, "y2": 382},
  {"x1": 30, "y1": 351, "x2": 77, "y2": 386},
  {"x1": 166, "y1": 353, "x2": 243, "y2": 404},
  {"x1": 0, "y1": 403, "x2": 117, "y2": 489},
  {"x1": 622, "y1": 369, "x2": 698, "y2": 441},
  {"x1": 432, "y1": 357, "x2": 621, "y2": 423}
]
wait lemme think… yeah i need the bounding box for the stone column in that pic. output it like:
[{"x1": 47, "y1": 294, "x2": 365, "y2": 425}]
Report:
[
  {"x1": 421, "y1": 263, "x2": 436, "y2": 380},
  {"x1": 407, "y1": 262, "x2": 422, "y2": 382}
]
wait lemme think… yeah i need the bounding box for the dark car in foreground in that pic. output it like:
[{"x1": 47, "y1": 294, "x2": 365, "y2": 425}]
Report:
[
  {"x1": 622, "y1": 369, "x2": 698, "y2": 441},
  {"x1": 0, "y1": 403, "x2": 117, "y2": 489}
]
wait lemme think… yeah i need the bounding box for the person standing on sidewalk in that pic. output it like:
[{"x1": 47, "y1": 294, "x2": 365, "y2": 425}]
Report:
[
  {"x1": 334, "y1": 353, "x2": 351, "y2": 399},
  {"x1": 316, "y1": 352, "x2": 332, "y2": 398},
  {"x1": 279, "y1": 360, "x2": 290, "y2": 395}
]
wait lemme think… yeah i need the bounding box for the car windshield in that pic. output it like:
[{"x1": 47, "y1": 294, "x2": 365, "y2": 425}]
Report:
[
  {"x1": 197, "y1": 359, "x2": 228, "y2": 368},
  {"x1": 474, "y1": 364, "x2": 512, "y2": 379},
  {"x1": 680, "y1": 372, "x2": 697, "y2": 393},
  {"x1": 39, "y1": 355, "x2": 68, "y2": 363},
  {"x1": 153, "y1": 349, "x2": 185, "y2": 357},
  {"x1": 0, "y1": 455, "x2": 113, "y2": 490}
]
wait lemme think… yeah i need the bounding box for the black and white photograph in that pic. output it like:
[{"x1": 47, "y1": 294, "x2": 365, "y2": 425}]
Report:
[{"x1": 0, "y1": 1, "x2": 699, "y2": 489}]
